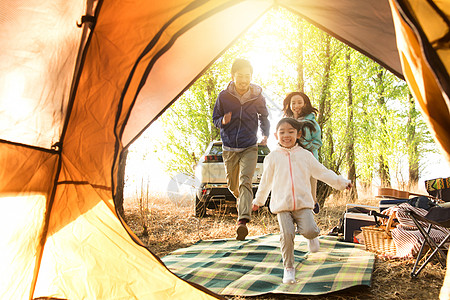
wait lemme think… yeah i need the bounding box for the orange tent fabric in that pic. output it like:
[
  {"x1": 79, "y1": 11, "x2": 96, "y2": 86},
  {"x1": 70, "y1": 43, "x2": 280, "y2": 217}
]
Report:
[
  {"x1": 388, "y1": 1, "x2": 450, "y2": 299},
  {"x1": 389, "y1": 0, "x2": 450, "y2": 164},
  {"x1": 0, "y1": 0, "x2": 448, "y2": 299}
]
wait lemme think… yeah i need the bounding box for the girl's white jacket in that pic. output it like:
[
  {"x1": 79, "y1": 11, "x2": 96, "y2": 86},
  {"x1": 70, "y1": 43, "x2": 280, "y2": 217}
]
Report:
[{"x1": 253, "y1": 144, "x2": 350, "y2": 214}]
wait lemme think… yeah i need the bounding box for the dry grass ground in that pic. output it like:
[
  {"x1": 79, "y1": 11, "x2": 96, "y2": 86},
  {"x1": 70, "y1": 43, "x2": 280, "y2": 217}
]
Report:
[{"x1": 123, "y1": 191, "x2": 445, "y2": 300}]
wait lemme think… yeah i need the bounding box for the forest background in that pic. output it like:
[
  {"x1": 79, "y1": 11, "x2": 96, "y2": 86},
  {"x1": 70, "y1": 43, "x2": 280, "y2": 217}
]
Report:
[{"x1": 123, "y1": 7, "x2": 450, "y2": 206}]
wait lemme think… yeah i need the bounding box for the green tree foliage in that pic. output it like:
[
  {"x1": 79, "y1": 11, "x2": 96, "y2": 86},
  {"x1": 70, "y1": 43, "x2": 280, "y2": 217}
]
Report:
[
  {"x1": 153, "y1": 7, "x2": 438, "y2": 192},
  {"x1": 285, "y1": 9, "x2": 435, "y2": 193},
  {"x1": 157, "y1": 62, "x2": 228, "y2": 176}
]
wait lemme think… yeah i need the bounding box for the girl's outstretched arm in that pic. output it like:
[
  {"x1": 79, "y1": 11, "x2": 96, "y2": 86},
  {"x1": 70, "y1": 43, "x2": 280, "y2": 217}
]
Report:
[{"x1": 308, "y1": 152, "x2": 350, "y2": 191}]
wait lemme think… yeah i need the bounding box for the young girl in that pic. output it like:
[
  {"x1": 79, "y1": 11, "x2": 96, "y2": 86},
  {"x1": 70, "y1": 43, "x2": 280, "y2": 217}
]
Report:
[
  {"x1": 283, "y1": 92, "x2": 322, "y2": 213},
  {"x1": 252, "y1": 118, "x2": 351, "y2": 284}
]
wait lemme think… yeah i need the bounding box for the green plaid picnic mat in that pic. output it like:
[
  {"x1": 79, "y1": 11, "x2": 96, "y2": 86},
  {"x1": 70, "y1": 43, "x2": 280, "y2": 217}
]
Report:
[{"x1": 162, "y1": 234, "x2": 374, "y2": 296}]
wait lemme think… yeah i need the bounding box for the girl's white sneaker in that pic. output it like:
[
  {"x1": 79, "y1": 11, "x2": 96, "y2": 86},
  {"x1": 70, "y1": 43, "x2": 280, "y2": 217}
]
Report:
[
  {"x1": 308, "y1": 237, "x2": 320, "y2": 253},
  {"x1": 283, "y1": 267, "x2": 296, "y2": 284}
]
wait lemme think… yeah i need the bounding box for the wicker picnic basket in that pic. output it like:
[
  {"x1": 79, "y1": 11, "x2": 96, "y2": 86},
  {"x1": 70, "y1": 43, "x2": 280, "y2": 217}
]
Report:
[{"x1": 361, "y1": 212, "x2": 397, "y2": 256}]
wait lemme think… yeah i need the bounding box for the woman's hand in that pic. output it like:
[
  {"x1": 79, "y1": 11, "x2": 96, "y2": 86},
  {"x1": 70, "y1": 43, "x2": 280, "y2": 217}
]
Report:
[{"x1": 252, "y1": 204, "x2": 259, "y2": 211}]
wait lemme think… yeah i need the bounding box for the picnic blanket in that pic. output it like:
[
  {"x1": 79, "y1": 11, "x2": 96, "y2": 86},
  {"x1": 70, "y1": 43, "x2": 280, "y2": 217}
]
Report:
[{"x1": 162, "y1": 234, "x2": 374, "y2": 296}]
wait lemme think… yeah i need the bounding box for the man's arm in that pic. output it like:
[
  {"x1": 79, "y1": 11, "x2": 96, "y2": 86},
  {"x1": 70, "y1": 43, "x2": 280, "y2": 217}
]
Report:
[
  {"x1": 257, "y1": 97, "x2": 270, "y2": 142},
  {"x1": 212, "y1": 96, "x2": 224, "y2": 128},
  {"x1": 259, "y1": 135, "x2": 268, "y2": 145}
]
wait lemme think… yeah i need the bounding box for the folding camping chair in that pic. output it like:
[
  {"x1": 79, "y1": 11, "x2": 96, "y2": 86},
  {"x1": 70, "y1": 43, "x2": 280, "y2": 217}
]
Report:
[
  {"x1": 425, "y1": 177, "x2": 450, "y2": 202},
  {"x1": 406, "y1": 206, "x2": 450, "y2": 278}
]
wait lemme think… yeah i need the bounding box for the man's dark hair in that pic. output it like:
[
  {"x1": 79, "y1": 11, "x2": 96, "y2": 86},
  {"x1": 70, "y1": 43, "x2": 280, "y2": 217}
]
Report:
[{"x1": 231, "y1": 58, "x2": 253, "y2": 74}]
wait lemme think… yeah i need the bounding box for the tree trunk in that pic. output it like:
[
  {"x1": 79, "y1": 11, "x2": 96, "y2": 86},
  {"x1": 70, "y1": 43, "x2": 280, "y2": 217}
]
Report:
[
  {"x1": 317, "y1": 35, "x2": 332, "y2": 132},
  {"x1": 345, "y1": 48, "x2": 358, "y2": 200},
  {"x1": 115, "y1": 148, "x2": 128, "y2": 219},
  {"x1": 407, "y1": 92, "x2": 419, "y2": 189},
  {"x1": 296, "y1": 18, "x2": 304, "y2": 92},
  {"x1": 317, "y1": 125, "x2": 334, "y2": 206},
  {"x1": 379, "y1": 155, "x2": 391, "y2": 187},
  {"x1": 375, "y1": 69, "x2": 391, "y2": 187},
  {"x1": 316, "y1": 34, "x2": 333, "y2": 206}
]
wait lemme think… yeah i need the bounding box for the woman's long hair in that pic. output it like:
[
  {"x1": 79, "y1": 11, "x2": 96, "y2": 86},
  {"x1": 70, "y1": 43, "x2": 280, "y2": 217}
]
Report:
[{"x1": 282, "y1": 92, "x2": 318, "y2": 118}]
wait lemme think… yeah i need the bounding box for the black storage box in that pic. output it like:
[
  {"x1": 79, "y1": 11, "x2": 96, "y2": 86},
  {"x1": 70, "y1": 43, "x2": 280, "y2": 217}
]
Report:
[
  {"x1": 379, "y1": 198, "x2": 408, "y2": 212},
  {"x1": 343, "y1": 204, "x2": 378, "y2": 243}
]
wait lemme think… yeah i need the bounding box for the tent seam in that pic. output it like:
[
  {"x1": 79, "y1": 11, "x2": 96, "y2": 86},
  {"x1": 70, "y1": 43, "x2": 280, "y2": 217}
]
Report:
[{"x1": 393, "y1": 0, "x2": 450, "y2": 99}]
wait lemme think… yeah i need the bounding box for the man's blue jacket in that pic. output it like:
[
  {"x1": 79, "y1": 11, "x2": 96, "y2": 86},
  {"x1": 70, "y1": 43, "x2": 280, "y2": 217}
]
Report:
[{"x1": 212, "y1": 82, "x2": 270, "y2": 150}]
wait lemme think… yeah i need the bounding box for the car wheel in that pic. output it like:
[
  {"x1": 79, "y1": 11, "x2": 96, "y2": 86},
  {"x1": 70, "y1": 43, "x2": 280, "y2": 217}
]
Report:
[{"x1": 195, "y1": 195, "x2": 207, "y2": 218}]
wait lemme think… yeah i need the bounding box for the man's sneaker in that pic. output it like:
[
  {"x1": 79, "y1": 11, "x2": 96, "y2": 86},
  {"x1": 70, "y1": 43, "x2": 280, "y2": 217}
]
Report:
[
  {"x1": 283, "y1": 267, "x2": 296, "y2": 284},
  {"x1": 313, "y1": 202, "x2": 320, "y2": 214},
  {"x1": 307, "y1": 237, "x2": 320, "y2": 253},
  {"x1": 236, "y1": 220, "x2": 248, "y2": 241}
]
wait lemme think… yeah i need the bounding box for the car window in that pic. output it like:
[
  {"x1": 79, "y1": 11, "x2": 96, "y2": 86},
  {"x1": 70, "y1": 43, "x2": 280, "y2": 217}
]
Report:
[
  {"x1": 207, "y1": 143, "x2": 270, "y2": 157},
  {"x1": 258, "y1": 145, "x2": 270, "y2": 156},
  {"x1": 209, "y1": 144, "x2": 223, "y2": 156}
]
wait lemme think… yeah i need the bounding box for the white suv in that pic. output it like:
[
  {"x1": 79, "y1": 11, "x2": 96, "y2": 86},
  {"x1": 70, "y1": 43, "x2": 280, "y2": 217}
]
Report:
[{"x1": 194, "y1": 141, "x2": 270, "y2": 217}]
